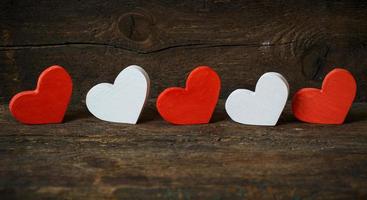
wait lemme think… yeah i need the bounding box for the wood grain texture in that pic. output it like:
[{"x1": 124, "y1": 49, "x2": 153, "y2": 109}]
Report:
[
  {"x1": 1, "y1": 0, "x2": 367, "y2": 106},
  {"x1": 1, "y1": 101, "x2": 367, "y2": 199},
  {"x1": 1, "y1": 1, "x2": 367, "y2": 198}
]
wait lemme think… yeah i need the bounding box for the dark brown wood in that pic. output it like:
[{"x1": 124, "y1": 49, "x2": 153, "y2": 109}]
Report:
[
  {"x1": 1, "y1": 0, "x2": 367, "y2": 106},
  {"x1": 1, "y1": 1, "x2": 367, "y2": 199},
  {"x1": 1, "y1": 101, "x2": 367, "y2": 199}
]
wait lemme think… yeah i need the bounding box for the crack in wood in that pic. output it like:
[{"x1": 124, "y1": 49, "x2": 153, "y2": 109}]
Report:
[{"x1": 0, "y1": 41, "x2": 297, "y2": 54}]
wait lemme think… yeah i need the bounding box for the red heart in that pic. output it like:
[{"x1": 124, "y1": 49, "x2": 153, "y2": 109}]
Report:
[
  {"x1": 156, "y1": 66, "x2": 221, "y2": 125},
  {"x1": 9, "y1": 66, "x2": 73, "y2": 124},
  {"x1": 292, "y1": 68, "x2": 356, "y2": 124}
]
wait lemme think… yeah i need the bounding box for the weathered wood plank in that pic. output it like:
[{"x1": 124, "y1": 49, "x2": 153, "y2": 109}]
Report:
[
  {"x1": 1, "y1": 101, "x2": 367, "y2": 199},
  {"x1": 1, "y1": 0, "x2": 367, "y2": 103},
  {"x1": 1, "y1": 0, "x2": 367, "y2": 50},
  {"x1": 1, "y1": 42, "x2": 367, "y2": 106},
  {"x1": 1, "y1": 1, "x2": 367, "y2": 199}
]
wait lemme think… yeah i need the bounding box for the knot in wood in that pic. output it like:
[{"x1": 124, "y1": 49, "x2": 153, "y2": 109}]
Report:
[
  {"x1": 301, "y1": 44, "x2": 329, "y2": 80},
  {"x1": 118, "y1": 11, "x2": 154, "y2": 43}
]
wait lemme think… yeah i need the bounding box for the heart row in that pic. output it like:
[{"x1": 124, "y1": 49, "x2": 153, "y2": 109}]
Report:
[{"x1": 9, "y1": 65, "x2": 356, "y2": 126}]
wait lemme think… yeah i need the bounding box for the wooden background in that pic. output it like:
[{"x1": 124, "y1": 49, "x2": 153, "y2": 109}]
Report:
[
  {"x1": 1, "y1": 1, "x2": 367, "y2": 199},
  {"x1": 1, "y1": 0, "x2": 367, "y2": 105}
]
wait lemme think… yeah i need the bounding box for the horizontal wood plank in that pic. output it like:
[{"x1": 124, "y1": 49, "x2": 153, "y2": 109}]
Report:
[
  {"x1": 1, "y1": 0, "x2": 367, "y2": 103},
  {"x1": 1, "y1": 1, "x2": 367, "y2": 199},
  {"x1": 1, "y1": 101, "x2": 367, "y2": 199}
]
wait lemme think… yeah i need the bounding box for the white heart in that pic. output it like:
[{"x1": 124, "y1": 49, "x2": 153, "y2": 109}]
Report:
[
  {"x1": 225, "y1": 72, "x2": 289, "y2": 126},
  {"x1": 86, "y1": 65, "x2": 150, "y2": 124}
]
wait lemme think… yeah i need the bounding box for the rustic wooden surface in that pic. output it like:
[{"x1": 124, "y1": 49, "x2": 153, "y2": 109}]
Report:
[
  {"x1": 1, "y1": 0, "x2": 367, "y2": 199},
  {"x1": 1, "y1": 0, "x2": 367, "y2": 106},
  {"x1": 1, "y1": 100, "x2": 367, "y2": 199}
]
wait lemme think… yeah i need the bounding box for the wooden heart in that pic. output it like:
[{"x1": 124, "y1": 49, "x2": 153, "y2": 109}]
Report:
[
  {"x1": 86, "y1": 65, "x2": 150, "y2": 124},
  {"x1": 9, "y1": 65, "x2": 73, "y2": 124},
  {"x1": 292, "y1": 68, "x2": 356, "y2": 124},
  {"x1": 156, "y1": 66, "x2": 221, "y2": 125},
  {"x1": 225, "y1": 72, "x2": 289, "y2": 126}
]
